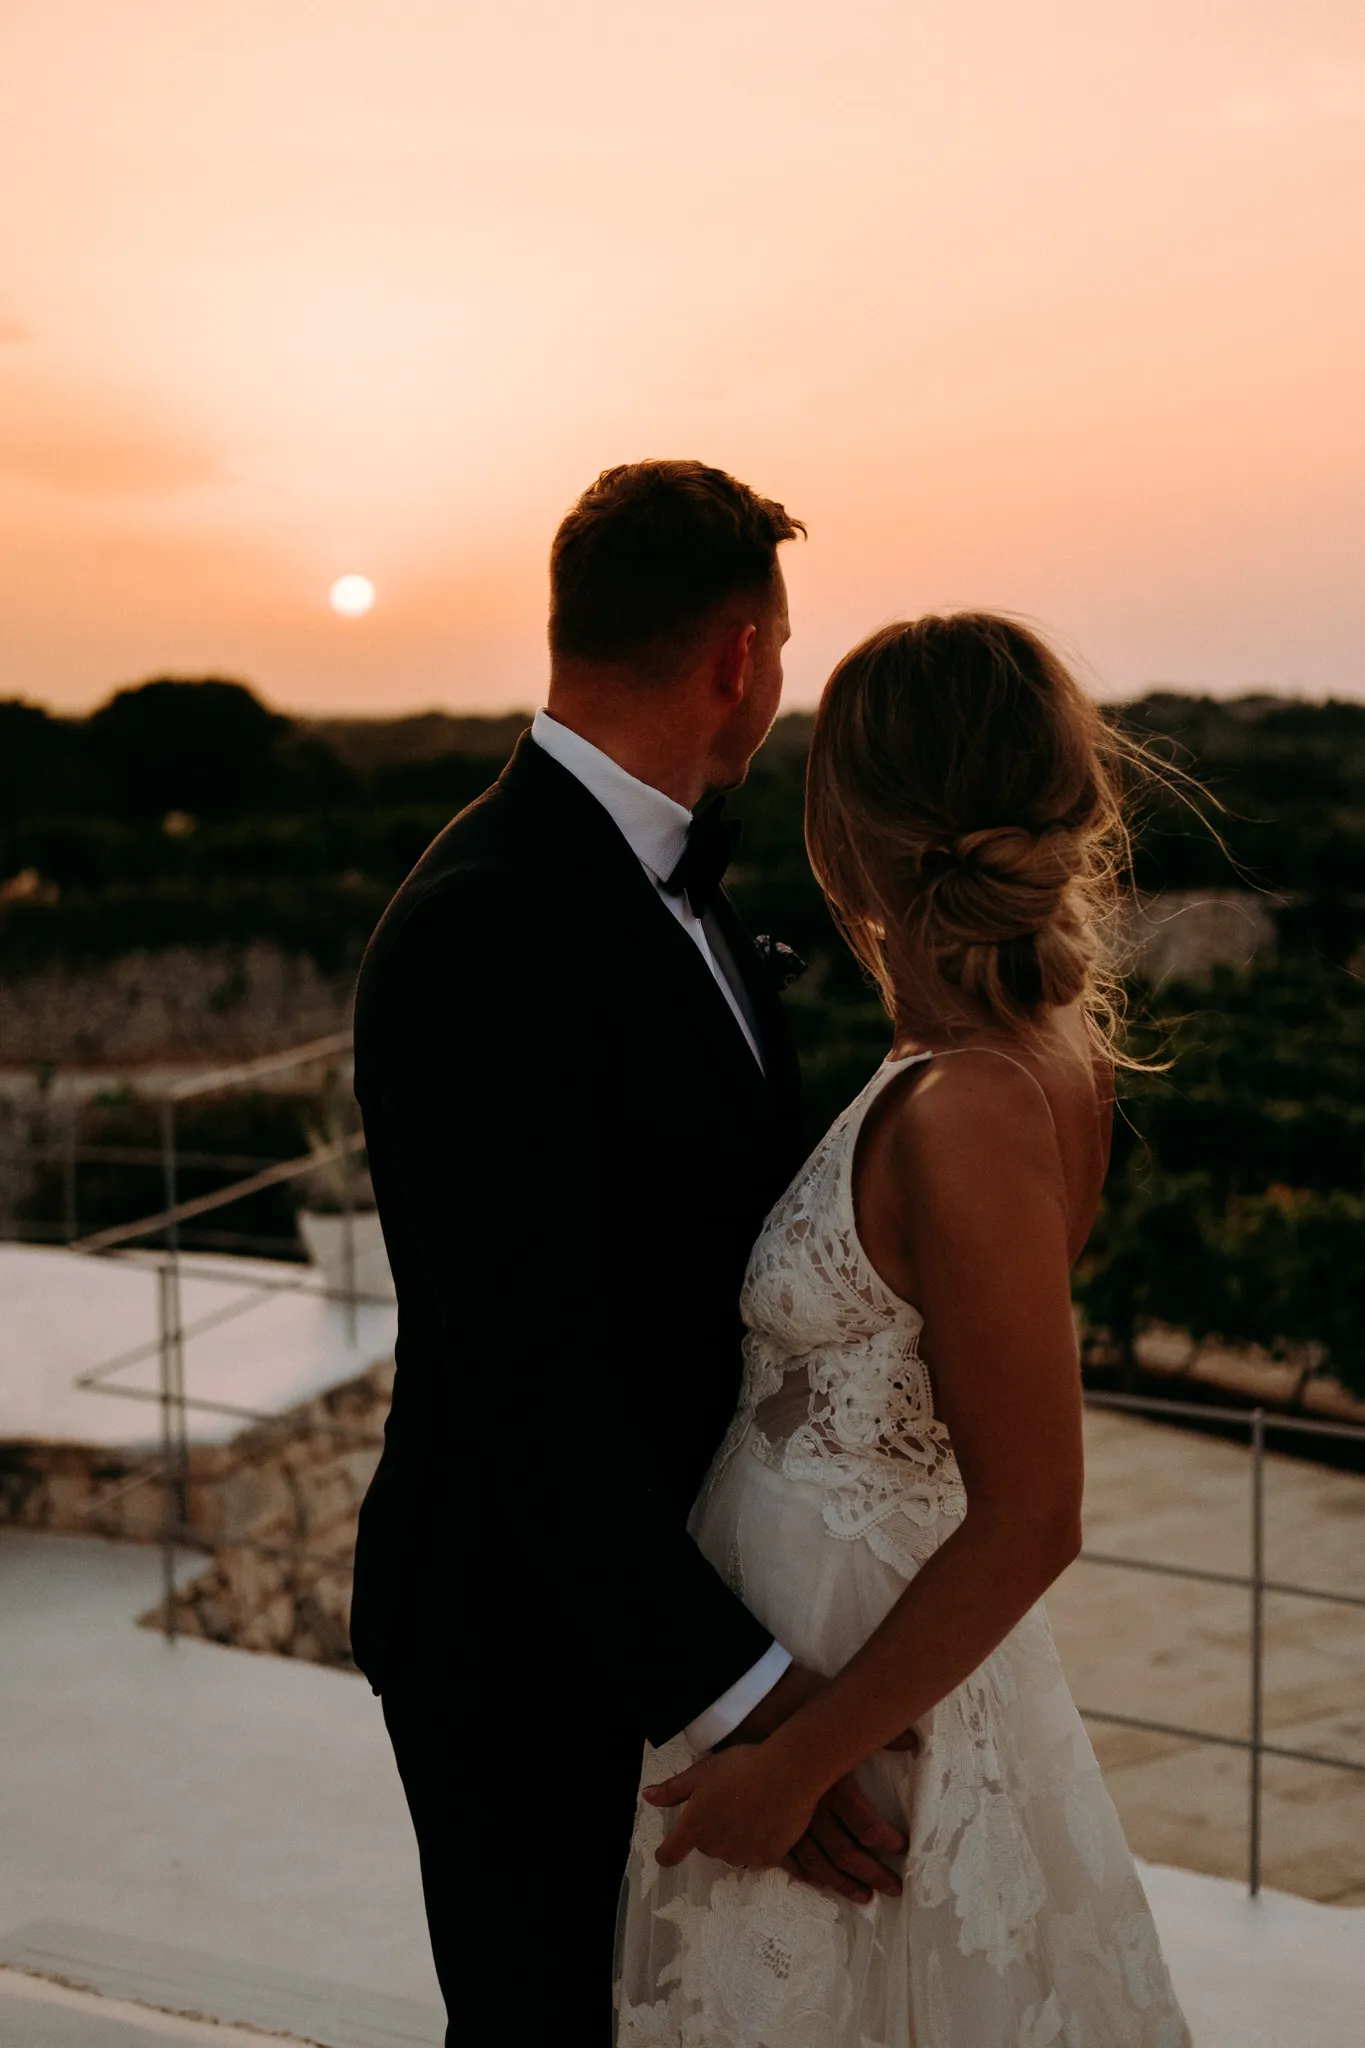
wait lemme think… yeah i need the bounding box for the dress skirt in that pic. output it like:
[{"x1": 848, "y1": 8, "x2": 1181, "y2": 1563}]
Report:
[{"x1": 614, "y1": 1427, "x2": 1191, "y2": 2048}]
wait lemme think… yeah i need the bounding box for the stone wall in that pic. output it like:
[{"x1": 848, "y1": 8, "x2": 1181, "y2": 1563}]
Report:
[
  {"x1": 150, "y1": 1358, "x2": 391, "y2": 1666},
  {"x1": 0, "y1": 941, "x2": 354, "y2": 1067},
  {"x1": 0, "y1": 1437, "x2": 164, "y2": 1538},
  {"x1": 1, "y1": 1357, "x2": 390, "y2": 1669},
  {"x1": 1123, "y1": 889, "x2": 1278, "y2": 986}
]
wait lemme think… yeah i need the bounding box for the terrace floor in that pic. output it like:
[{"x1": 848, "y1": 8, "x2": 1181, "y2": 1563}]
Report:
[
  {"x1": 2, "y1": 1522, "x2": 1363, "y2": 2045},
  {"x1": 0, "y1": 1530, "x2": 441, "y2": 2046},
  {"x1": 1049, "y1": 1405, "x2": 1365, "y2": 1905},
  {"x1": 0, "y1": 1243, "x2": 396, "y2": 1449}
]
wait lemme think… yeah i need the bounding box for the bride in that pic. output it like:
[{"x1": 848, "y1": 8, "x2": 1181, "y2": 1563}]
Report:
[{"x1": 615, "y1": 614, "x2": 1190, "y2": 2046}]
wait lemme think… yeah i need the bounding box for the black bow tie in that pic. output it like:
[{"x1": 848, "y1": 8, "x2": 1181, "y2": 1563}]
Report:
[{"x1": 662, "y1": 797, "x2": 742, "y2": 919}]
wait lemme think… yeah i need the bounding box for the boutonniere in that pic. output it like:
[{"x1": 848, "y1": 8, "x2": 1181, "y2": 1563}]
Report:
[{"x1": 754, "y1": 934, "x2": 808, "y2": 990}]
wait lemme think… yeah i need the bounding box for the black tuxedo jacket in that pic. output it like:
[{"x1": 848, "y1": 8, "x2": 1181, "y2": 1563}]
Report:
[{"x1": 350, "y1": 735, "x2": 805, "y2": 1745}]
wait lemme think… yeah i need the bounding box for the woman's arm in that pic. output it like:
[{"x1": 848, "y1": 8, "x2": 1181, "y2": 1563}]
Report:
[{"x1": 648, "y1": 1056, "x2": 1086, "y2": 1870}]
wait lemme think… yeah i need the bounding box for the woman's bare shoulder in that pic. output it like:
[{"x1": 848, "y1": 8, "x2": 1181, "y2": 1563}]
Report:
[
  {"x1": 878, "y1": 1026, "x2": 1109, "y2": 1256},
  {"x1": 883, "y1": 1049, "x2": 1064, "y2": 1191}
]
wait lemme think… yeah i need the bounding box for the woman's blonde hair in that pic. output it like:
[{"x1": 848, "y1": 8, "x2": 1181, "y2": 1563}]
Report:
[{"x1": 805, "y1": 613, "x2": 1143, "y2": 1061}]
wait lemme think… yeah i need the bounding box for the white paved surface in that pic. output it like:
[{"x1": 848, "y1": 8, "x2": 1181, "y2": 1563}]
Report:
[
  {"x1": 0, "y1": 1531, "x2": 438, "y2": 2016},
  {"x1": 0, "y1": 1245, "x2": 396, "y2": 1447},
  {"x1": 2, "y1": 1529, "x2": 1362, "y2": 2044},
  {"x1": 1139, "y1": 1861, "x2": 1365, "y2": 2046}
]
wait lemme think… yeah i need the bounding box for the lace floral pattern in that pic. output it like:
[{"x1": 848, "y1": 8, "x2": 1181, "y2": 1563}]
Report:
[
  {"x1": 705, "y1": 1056, "x2": 966, "y2": 1571},
  {"x1": 653, "y1": 1870, "x2": 852, "y2": 2048},
  {"x1": 616, "y1": 1057, "x2": 1190, "y2": 2046}
]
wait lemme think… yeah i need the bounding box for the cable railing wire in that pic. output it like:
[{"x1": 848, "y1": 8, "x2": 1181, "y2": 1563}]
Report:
[
  {"x1": 1074, "y1": 1388, "x2": 1365, "y2": 1896},
  {"x1": 52, "y1": 1047, "x2": 1365, "y2": 1900},
  {"x1": 61, "y1": 1034, "x2": 373, "y2": 1639}
]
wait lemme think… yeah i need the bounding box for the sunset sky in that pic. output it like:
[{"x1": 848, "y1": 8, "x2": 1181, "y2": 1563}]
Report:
[{"x1": 3, "y1": 0, "x2": 1363, "y2": 715}]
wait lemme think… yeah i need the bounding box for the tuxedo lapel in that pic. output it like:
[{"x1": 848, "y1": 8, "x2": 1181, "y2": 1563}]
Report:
[
  {"x1": 491, "y1": 737, "x2": 774, "y2": 1114},
  {"x1": 635, "y1": 888, "x2": 772, "y2": 1111},
  {"x1": 710, "y1": 889, "x2": 803, "y2": 1136}
]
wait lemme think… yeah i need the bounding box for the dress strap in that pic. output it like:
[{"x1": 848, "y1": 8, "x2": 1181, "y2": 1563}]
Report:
[
  {"x1": 835, "y1": 1051, "x2": 935, "y2": 1164},
  {"x1": 924, "y1": 1045, "x2": 1058, "y2": 1135}
]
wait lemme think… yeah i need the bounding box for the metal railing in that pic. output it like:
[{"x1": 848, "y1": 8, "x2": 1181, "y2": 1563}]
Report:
[
  {"x1": 1074, "y1": 1387, "x2": 1365, "y2": 1898},
  {"x1": 44, "y1": 1077, "x2": 1364, "y2": 1900},
  {"x1": 62, "y1": 1035, "x2": 391, "y2": 1640}
]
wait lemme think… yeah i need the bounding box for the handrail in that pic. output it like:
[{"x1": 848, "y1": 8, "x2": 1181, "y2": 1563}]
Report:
[
  {"x1": 64, "y1": 1033, "x2": 371, "y2": 1644},
  {"x1": 76, "y1": 1259, "x2": 390, "y2": 1392},
  {"x1": 68, "y1": 1130, "x2": 366, "y2": 1254},
  {"x1": 1077, "y1": 1706, "x2": 1365, "y2": 1778},
  {"x1": 1079, "y1": 1546, "x2": 1365, "y2": 1612},
  {"x1": 1084, "y1": 1384, "x2": 1365, "y2": 1446},
  {"x1": 57, "y1": 1062, "x2": 1358, "y2": 1903},
  {"x1": 165, "y1": 1031, "x2": 352, "y2": 1100}
]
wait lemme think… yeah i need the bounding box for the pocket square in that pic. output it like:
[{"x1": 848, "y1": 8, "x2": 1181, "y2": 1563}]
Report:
[{"x1": 754, "y1": 934, "x2": 808, "y2": 990}]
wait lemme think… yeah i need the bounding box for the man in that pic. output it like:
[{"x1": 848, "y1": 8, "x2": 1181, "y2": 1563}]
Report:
[{"x1": 351, "y1": 460, "x2": 904, "y2": 2039}]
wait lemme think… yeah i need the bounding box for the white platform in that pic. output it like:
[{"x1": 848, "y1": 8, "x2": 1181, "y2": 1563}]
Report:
[
  {"x1": 0, "y1": 1531, "x2": 441, "y2": 2044},
  {"x1": 0, "y1": 1243, "x2": 397, "y2": 1447},
  {"x1": 1136, "y1": 1861, "x2": 1365, "y2": 2047},
  {"x1": 3, "y1": 1530, "x2": 1363, "y2": 2044}
]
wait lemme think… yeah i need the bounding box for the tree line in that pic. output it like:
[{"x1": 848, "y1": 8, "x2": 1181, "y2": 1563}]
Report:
[{"x1": 3, "y1": 675, "x2": 1364, "y2": 1396}]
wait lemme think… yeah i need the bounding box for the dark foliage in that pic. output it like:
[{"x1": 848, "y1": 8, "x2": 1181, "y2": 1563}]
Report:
[
  {"x1": 4, "y1": 674, "x2": 1364, "y2": 1392},
  {"x1": 1117, "y1": 693, "x2": 1365, "y2": 959},
  {"x1": 1077, "y1": 959, "x2": 1365, "y2": 1396},
  {"x1": 84, "y1": 678, "x2": 291, "y2": 818}
]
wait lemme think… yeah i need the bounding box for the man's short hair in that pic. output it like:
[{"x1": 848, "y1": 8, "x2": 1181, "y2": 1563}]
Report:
[{"x1": 549, "y1": 459, "x2": 804, "y2": 667}]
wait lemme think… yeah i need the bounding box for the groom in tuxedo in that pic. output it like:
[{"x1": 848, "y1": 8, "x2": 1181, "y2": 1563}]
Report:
[{"x1": 350, "y1": 460, "x2": 905, "y2": 2040}]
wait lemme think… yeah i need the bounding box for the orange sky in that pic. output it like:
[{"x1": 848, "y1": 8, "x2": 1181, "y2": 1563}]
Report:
[{"x1": 2, "y1": 0, "x2": 1363, "y2": 714}]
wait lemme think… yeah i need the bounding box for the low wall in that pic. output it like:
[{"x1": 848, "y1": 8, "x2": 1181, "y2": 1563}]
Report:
[
  {"x1": 0, "y1": 892, "x2": 1281, "y2": 1072},
  {"x1": 0, "y1": 941, "x2": 355, "y2": 1067},
  {"x1": 1124, "y1": 890, "x2": 1278, "y2": 985},
  {"x1": 1, "y1": 1357, "x2": 390, "y2": 1668},
  {"x1": 157, "y1": 1358, "x2": 390, "y2": 1665},
  {"x1": 161, "y1": 1359, "x2": 394, "y2": 1662}
]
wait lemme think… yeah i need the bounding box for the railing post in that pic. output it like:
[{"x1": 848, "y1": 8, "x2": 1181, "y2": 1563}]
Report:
[
  {"x1": 160, "y1": 1092, "x2": 178, "y2": 1253},
  {"x1": 157, "y1": 1256, "x2": 178, "y2": 1642},
  {"x1": 340, "y1": 1118, "x2": 357, "y2": 1347},
  {"x1": 63, "y1": 1082, "x2": 78, "y2": 1242},
  {"x1": 1249, "y1": 1406, "x2": 1266, "y2": 1897},
  {"x1": 158, "y1": 1094, "x2": 188, "y2": 1635}
]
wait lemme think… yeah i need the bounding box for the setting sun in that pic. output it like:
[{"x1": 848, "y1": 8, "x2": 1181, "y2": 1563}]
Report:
[{"x1": 329, "y1": 575, "x2": 376, "y2": 619}]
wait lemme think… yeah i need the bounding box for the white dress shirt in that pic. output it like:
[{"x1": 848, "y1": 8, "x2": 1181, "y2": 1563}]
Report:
[{"x1": 530, "y1": 710, "x2": 792, "y2": 1749}]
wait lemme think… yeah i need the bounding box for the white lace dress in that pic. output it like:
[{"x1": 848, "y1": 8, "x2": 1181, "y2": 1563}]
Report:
[{"x1": 615, "y1": 1054, "x2": 1190, "y2": 2048}]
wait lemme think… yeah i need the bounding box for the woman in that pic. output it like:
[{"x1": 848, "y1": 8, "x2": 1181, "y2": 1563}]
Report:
[{"x1": 615, "y1": 615, "x2": 1190, "y2": 2046}]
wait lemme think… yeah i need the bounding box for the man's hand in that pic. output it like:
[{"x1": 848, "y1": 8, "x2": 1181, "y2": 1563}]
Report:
[
  {"x1": 644, "y1": 1747, "x2": 907, "y2": 1903},
  {"x1": 728, "y1": 1664, "x2": 913, "y2": 1899},
  {"x1": 644, "y1": 1744, "x2": 819, "y2": 1873},
  {"x1": 655, "y1": 1660, "x2": 911, "y2": 1902}
]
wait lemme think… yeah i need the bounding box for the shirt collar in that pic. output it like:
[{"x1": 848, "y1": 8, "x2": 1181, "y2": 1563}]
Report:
[{"x1": 530, "y1": 709, "x2": 692, "y2": 884}]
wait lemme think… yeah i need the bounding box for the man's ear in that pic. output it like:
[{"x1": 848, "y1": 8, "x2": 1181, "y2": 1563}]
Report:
[{"x1": 714, "y1": 620, "x2": 758, "y2": 705}]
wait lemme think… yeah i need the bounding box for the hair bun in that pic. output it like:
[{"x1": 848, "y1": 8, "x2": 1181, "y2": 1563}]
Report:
[
  {"x1": 956, "y1": 823, "x2": 1078, "y2": 882},
  {"x1": 923, "y1": 825, "x2": 1078, "y2": 946}
]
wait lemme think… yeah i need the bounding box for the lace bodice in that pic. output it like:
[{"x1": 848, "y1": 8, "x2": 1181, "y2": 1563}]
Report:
[{"x1": 707, "y1": 1054, "x2": 966, "y2": 1577}]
